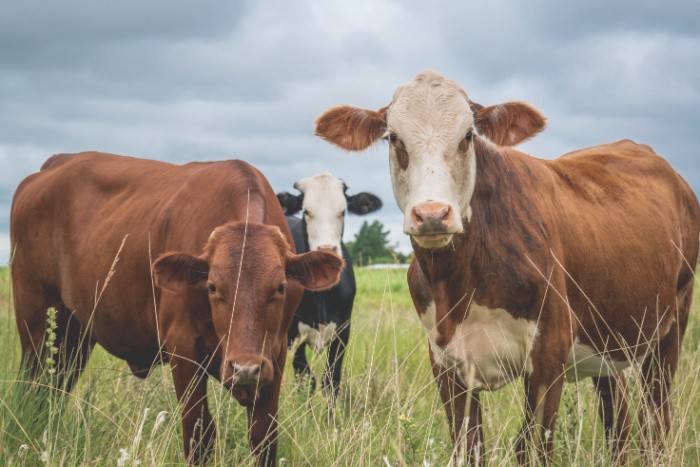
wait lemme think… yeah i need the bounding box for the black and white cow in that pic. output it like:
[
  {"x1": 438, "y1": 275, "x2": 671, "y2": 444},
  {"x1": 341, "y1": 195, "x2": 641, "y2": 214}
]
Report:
[{"x1": 277, "y1": 173, "x2": 382, "y2": 396}]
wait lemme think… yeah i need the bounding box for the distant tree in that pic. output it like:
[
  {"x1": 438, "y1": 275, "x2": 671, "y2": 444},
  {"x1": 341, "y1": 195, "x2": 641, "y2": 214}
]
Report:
[
  {"x1": 394, "y1": 250, "x2": 410, "y2": 264},
  {"x1": 349, "y1": 220, "x2": 396, "y2": 266}
]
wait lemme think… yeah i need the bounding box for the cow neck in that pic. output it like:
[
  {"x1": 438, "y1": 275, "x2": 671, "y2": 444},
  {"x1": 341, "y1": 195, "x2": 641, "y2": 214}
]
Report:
[
  {"x1": 411, "y1": 137, "x2": 544, "y2": 322},
  {"x1": 244, "y1": 191, "x2": 267, "y2": 225}
]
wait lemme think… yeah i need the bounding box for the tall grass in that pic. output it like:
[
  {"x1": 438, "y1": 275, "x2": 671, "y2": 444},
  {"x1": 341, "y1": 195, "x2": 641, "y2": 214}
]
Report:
[{"x1": 0, "y1": 266, "x2": 698, "y2": 465}]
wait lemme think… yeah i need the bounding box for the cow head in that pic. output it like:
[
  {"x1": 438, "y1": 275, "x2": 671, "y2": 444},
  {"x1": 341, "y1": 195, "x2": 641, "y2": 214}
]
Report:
[
  {"x1": 277, "y1": 172, "x2": 382, "y2": 254},
  {"x1": 152, "y1": 221, "x2": 344, "y2": 405},
  {"x1": 315, "y1": 70, "x2": 546, "y2": 249}
]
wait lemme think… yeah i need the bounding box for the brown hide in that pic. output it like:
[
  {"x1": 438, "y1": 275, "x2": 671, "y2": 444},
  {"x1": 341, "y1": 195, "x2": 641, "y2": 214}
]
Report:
[
  {"x1": 316, "y1": 71, "x2": 700, "y2": 463},
  {"x1": 408, "y1": 138, "x2": 699, "y2": 356},
  {"x1": 405, "y1": 137, "x2": 700, "y2": 462},
  {"x1": 10, "y1": 151, "x2": 343, "y2": 466}
]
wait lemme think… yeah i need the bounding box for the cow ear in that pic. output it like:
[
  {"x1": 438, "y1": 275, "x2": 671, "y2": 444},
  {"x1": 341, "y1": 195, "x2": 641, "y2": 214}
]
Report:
[
  {"x1": 153, "y1": 252, "x2": 209, "y2": 293},
  {"x1": 286, "y1": 250, "x2": 344, "y2": 291},
  {"x1": 315, "y1": 105, "x2": 388, "y2": 151},
  {"x1": 471, "y1": 101, "x2": 546, "y2": 146},
  {"x1": 346, "y1": 192, "x2": 383, "y2": 215},
  {"x1": 277, "y1": 191, "x2": 303, "y2": 215}
]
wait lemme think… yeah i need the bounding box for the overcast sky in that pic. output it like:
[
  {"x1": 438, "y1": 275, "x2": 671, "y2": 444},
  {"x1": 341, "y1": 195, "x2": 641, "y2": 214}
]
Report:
[{"x1": 2, "y1": 0, "x2": 699, "y2": 264}]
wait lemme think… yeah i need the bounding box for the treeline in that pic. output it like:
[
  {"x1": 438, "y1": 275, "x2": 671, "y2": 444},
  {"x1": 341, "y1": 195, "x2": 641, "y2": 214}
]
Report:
[{"x1": 345, "y1": 220, "x2": 410, "y2": 266}]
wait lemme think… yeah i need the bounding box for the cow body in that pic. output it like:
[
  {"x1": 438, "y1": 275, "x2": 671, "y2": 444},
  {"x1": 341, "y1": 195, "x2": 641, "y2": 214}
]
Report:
[
  {"x1": 285, "y1": 215, "x2": 356, "y2": 395},
  {"x1": 277, "y1": 172, "x2": 381, "y2": 398},
  {"x1": 11, "y1": 151, "x2": 343, "y2": 465},
  {"x1": 315, "y1": 71, "x2": 700, "y2": 464}
]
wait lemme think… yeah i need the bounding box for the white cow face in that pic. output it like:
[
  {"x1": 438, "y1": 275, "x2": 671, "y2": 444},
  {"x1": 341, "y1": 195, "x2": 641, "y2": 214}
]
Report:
[
  {"x1": 387, "y1": 72, "x2": 476, "y2": 248},
  {"x1": 296, "y1": 173, "x2": 347, "y2": 253},
  {"x1": 314, "y1": 70, "x2": 547, "y2": 250},
  {"x1": 277, "y1": 173, "x2": 382, "y2": 254}
]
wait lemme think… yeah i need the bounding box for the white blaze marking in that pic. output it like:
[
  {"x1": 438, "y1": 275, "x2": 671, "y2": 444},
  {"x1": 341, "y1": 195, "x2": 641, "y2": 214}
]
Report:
[
  {"x1": 419, "y1": 302, "x2": 538, "y2": 391},
  {"x1": 297, "y1": 321, "x2": 338, "y2": 354}
]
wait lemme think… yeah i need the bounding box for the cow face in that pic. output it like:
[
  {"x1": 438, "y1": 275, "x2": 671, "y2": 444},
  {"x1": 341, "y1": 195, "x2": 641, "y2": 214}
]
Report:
[
  {"x1": 153, "y1": 222, "x2": 343, "y2": 405},
  {"x1": 315, "y1": 70, "x2": 546, "y2": 249},
  {"x1": 277, "y1": 173, "x2": 382, "y2": 254}
]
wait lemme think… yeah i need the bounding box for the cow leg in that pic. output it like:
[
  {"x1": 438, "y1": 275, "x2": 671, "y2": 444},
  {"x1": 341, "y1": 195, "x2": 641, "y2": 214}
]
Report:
[
  {"x1": 13, "y1": 282, "x2": 92, "y2": 391},
  {"x1": 292, "y1": 343, "x2": 315, "y2": 393},
  {"x1": 593, "y1": 374, "x2": 631, "y2": 463},
  {"x1": 639, "y1": 320, "x2": 685, "y2": 458},
  {"x1": 171, "y1": 356, "x2": 215, "y2": 465},
  {"x1": 247, "y1": 353, "x2": 285, "y2": 466},
  {"x1": 516, "y1": 317, "x2": 570, "y2": 467},
  {"x1": 13, "y1": 281, "x2": 59, "y2": 380},
  {"x1": 322, "y1": 320, "x2": 350, "y2": 400},
  {"x1": 54, "y1": 309, "x2": 94, "y2": 392},
  {"x1": 429, "y1": 344, "x2": 483, "y2": 466},
  {"x1": 516, "y1": 371, "x2": 565, "y2": 466}
]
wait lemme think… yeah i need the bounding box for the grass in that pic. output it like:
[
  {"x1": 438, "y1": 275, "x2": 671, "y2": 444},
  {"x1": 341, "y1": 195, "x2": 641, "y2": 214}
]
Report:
[{"x1": 0, "y1": 265, "x2": 699, "y2": 465}]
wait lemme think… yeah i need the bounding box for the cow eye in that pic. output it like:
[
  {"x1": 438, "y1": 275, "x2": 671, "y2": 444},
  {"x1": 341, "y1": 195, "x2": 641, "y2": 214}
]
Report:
[
  {"x1": 465, "y1": 130, "x2": 473, "y2": 142},
  {"x1": 339, "y1": 209, "x2": 346, "y2": 218},
  {"x1": 389, "y1": 133, "x2": 397, "y2": 143},
  {"x1": 303, "y1": 209, "x2": 312, "y2": 218},
  {"x1": 207, "y1": 282, "x2": 217, "y2": 294},
  {"x1": 277, "y1": 283, "x2": 286, "y2": 294}
]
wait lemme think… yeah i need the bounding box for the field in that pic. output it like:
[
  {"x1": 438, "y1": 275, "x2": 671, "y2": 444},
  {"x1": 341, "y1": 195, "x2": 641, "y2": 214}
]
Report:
[{"x1": 1, "y1": 265, "x2": 699, "y2": 466}]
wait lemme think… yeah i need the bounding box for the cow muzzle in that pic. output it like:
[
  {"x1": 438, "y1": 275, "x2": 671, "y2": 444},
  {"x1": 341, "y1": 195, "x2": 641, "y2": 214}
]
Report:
[
  {"x1": 406, "y1": 201, "x2": 463, "y2": 248},
  {"x1": 316, "y1": 244, "x2": 340, "y2": 255},
  {"x1": 222, "y1": 356, "x2": 273, "y2": 405}
]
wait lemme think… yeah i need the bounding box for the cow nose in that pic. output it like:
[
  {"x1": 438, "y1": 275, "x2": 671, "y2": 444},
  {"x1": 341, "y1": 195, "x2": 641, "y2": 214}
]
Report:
[
  {"x1": 411, "y1": 202, "x2": 453, "y2": 230},
  {"x1": 317, "y1": 244, "x2": 339, "y2": 254},
  {"x1": 229, "y1": 361, "x2": 262, "y2": 386}
]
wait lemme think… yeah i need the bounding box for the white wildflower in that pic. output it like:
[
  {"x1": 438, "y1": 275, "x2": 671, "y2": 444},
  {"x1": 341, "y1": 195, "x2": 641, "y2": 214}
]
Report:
[
  {"x1": 40, "y1": 451, "x2": 49, "y2": 464},
  {"x1": 18, "y1": 444, "x2": 29, "y2": 457},
  {"x1": 151, "y1": 411, "x2": 168, "y2": 436},
  {"x1": 117, "y1": 448, "x2": 130, "y2": 467},
  {"x1": 133, "y1": 408, "x2": 150, "y2": 449}
]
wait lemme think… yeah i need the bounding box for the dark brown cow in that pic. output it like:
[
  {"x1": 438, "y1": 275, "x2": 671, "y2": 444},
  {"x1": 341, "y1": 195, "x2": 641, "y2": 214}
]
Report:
[
  {"x1": 10, "y1": 151, "x2": 344, "y2": 465},
  {"x1": 315, "y1": 70, "x2": 699, "y2": 464}
]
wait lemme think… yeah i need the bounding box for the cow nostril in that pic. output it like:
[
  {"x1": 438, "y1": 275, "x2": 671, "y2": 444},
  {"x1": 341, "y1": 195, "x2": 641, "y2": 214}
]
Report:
[
  {"x1": 411, "y1": 207, "x2": 425, "y2": 224},
  {"x1": 438, "y1": 205, "x2": 450, "y2": 220}
]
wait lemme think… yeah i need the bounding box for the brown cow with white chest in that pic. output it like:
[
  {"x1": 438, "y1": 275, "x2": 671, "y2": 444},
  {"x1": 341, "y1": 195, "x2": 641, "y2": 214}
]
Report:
[
  {"x1": 10, "y1": 152, "x2": 344, "y2": 465},
  {"x1": 315, "y1": 71, "x2": 699, "y2": 464}
]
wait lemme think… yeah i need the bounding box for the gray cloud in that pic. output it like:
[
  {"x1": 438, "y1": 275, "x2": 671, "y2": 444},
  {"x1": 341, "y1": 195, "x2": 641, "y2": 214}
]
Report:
[{"x1": 1, "y1": 0, "x2": 699, "y2": 264}]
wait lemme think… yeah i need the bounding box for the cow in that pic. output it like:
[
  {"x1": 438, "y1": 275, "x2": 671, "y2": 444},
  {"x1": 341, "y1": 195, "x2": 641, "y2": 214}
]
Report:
[
  {"x1": 276, "y1": 173, "x2": 382, "y2": 397},
  {"x1": 314, "y1": 70, "x2": 700, "y2": 464},
  {"x1": 10, "y1": 151, "x2": 344, "y2": 466}
]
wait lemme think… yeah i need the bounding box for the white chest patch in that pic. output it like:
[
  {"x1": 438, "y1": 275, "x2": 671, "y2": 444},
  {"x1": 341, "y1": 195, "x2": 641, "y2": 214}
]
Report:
[
  {"x1": 564, "y1": 338, "x2": 641, "y2": 381},
  {"x1": 297, "y1": 321, "x2": 338, "y2": 354},
  {"x1": 419, "y1": 302, "x2": 538, "y2": 391}
]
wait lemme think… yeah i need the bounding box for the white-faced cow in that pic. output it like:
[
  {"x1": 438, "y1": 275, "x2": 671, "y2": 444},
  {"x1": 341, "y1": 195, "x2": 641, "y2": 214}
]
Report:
[
  {"x1": 314, "y1": 71, "x2": 699, "y2": 464},
  {"x1": 11, "y1": 152, "x2": 344, "y2": 466},
  {"x1": 277, "y1": 173, "x2": 382, "y2": 397}
]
